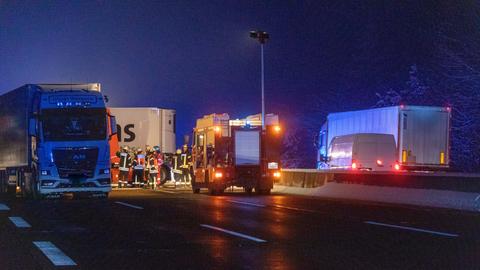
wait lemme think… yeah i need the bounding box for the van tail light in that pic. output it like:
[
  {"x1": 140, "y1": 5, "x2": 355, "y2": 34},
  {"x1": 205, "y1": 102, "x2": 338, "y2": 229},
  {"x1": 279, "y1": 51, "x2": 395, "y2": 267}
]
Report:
[
  {"x1": 351, "y1": 162, "x2": 357, "y2": 170},
  {"x1": 394, "y1": 163, "x2": 400, "y2": 171},
  {"x1": 214, "y1": 172, "x2": 223, "y2": 178},
  {"x1": 273, "y1": 171, "x2": 281, "y2": 178}
]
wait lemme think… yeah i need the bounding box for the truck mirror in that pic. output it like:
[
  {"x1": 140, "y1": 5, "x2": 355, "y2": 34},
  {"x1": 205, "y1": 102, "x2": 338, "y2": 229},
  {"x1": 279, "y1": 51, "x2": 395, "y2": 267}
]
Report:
[
  {"x1": 28, "y1": 118, "x2": 37, "y2": 137},
  {"x1": 109, "y1": 115, "x2": 117, "y2": 137}
]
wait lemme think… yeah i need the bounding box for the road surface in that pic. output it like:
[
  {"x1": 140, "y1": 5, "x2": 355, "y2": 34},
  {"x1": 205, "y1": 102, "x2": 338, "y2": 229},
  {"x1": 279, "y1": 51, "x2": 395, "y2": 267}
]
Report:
[{"x1": 0, "y1": 188, "x2": 479, "y2": 269}]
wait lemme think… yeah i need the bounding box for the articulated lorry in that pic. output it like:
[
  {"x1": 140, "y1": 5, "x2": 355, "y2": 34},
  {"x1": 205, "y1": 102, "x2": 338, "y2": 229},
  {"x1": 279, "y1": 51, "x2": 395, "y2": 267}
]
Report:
[
  {"x1": 191, "y1": 113, "x2": 282, "y2": 195},
  {"x1": 317, "y1": 105, "x2": 451, "y2": 171},
  {"x1": 0, "y1": 84, "x2": 116, "y2": 198},
  {"x1": 109, "y1": 107, "x2": 176, "y2": 154},
  {"x1": 108, "y1": 107, "x2": 176, "y2": 184}
]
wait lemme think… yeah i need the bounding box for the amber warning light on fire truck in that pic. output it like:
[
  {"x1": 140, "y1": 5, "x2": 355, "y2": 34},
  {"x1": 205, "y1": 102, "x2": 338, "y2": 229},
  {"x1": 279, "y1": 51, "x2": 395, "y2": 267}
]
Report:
[{"x1": 191, "y1": 113, "x2": 282, "y2": 195}]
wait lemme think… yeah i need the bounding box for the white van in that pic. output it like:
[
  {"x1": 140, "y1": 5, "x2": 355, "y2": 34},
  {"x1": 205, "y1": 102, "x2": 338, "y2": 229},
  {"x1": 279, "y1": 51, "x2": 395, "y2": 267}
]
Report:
[{"x1": 328, "y1": 133, "x2": 399, "y2": 171}]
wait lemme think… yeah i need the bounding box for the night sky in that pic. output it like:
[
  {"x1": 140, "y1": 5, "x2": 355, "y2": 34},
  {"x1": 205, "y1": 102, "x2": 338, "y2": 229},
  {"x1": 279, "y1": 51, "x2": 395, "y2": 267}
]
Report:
[{"x1": 1, "y1": 1, "x2": 478, "y2": 166}]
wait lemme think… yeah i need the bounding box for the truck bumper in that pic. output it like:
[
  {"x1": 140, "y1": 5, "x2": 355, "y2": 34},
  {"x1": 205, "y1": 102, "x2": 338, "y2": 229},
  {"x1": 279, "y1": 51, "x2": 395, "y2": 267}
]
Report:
[{"x1": 39, "y1": 187, "x2": 111, "y2": 195}]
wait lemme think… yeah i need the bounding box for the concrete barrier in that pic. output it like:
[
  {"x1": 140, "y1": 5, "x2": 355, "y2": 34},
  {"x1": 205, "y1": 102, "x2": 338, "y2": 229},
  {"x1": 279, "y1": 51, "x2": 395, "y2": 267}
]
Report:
[
  {"x1": 279, "y1": 169, "x2": 480, "y2": 192},
  {"x1": 279, "y1": 169, "x2": 334, "y2": 188}
]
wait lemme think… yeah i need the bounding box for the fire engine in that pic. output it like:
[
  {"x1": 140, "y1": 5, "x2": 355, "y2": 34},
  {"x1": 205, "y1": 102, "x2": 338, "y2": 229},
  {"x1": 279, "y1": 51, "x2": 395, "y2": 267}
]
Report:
[{"x1": 191, "y1": 113, "x2": 282, "y2": 195}]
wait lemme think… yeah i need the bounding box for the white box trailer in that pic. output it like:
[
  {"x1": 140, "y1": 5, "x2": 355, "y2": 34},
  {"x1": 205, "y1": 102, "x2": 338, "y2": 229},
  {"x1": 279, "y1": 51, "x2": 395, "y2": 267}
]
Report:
[
  {"x1": 317, "y1": 105, "x2": 451, "y2": 170},
  {"x1": 109, "y1": 107, "x2": 176, "y2": 154}
]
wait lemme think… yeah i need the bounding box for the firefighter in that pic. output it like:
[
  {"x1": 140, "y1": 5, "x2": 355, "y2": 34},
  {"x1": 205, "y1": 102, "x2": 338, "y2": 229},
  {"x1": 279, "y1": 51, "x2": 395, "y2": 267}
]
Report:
[
  {"x1": 180, "y1": 144, "x2": 192, "y2": 184},
  {"x1": 118, "y1": 146, "x2": 132, "y2": 188},
  {"x1": 133, "y1": 149, "x2": 146, "y2": 187},
  {"x1": 172, "y1": 149, "x2": 183, "y2": 184},
  {"x1": 153, "y1": 146, "x2": 166, "y2": 186},
  {"x1": 147, "y1": 149, "x2": 158, "y2": 189}
]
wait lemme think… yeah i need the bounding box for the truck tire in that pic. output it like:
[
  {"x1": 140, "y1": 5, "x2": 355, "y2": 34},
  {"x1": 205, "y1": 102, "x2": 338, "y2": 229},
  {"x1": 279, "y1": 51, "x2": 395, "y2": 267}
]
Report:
[
  {"x1": 6, "y1": 185, "x2": 16, "y2": 196},
  {"x1": 193, "y1": 187, "x2": 200, "y2": 194},
  {"x1": 256, "y1": 188, "x2": 271, "y2": 195},
  {"x1": 245, "y1": 187, "x2": 253, "y2": 194},
  {"x1": 159, "y1": 167, "x2": 168, "y2": 185},
  {"x1": 209, "y1": 188, "x2": 217, "y2": 195}
]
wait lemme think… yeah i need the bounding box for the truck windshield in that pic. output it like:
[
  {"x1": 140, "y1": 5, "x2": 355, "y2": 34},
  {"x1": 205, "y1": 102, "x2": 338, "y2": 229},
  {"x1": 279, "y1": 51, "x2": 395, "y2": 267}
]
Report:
[{"x1": 42, "y1": 108, "x2": 107, "y2": 141}]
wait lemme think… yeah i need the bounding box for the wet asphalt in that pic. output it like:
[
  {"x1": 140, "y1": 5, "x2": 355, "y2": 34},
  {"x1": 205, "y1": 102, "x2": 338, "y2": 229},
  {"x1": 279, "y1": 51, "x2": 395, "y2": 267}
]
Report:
[{"x1": 0, "y1": 187, "x2": 479, "y2": 269}]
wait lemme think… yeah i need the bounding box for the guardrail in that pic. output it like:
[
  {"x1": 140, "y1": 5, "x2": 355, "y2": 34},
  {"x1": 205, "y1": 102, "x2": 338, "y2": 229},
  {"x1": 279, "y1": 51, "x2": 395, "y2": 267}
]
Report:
[{"x1": 279, "y1": 169, "x2": 480, "y2": 192}]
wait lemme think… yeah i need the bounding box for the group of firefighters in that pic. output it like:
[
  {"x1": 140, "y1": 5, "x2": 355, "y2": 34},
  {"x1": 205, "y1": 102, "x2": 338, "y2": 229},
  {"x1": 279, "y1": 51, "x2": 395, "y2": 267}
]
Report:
[{"x1": 116, "y1": 145, "x2": 192, "y2": 189}]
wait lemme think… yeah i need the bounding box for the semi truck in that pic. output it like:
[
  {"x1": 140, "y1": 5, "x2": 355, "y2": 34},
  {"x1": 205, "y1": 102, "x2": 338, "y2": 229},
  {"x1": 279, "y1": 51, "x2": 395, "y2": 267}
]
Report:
[
  {"x1": 317, "y1": 105, "x2": 451, "y2": 171},
  {"x1": 0, "y1": 84, "x2": 116, "y2": 198},
  {"x1": 191, "y1": 113, "x2": 282, "y2": 195},
  {"x1": 109, "y1": 107, "x2": 176, "y2": 153},
  {"x1": 108, "y1": 107, "x2": 176, "y2": 184}
]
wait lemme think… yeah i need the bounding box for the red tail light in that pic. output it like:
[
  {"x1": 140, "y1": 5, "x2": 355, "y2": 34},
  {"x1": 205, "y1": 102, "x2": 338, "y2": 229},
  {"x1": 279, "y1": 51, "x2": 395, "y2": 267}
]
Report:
[
  {"x1": 376, "y1": 159, "x2": 383, "y2": 166},
  {"x1": 351, "y1": 162, "x2": 357, "y2": 170},
  {"x1": 394, "y1": 163, "x2": 400, "y2": 171},
  {"x1": 273, "y1": 171, "x2": 281, "y2": 178}
]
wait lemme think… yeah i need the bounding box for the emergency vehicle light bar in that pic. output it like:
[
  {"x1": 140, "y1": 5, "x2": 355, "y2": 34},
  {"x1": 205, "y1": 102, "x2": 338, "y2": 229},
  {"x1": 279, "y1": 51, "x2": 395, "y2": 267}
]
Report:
[{"x1": 229, "y1": 119, "x2": 262, "y2": 126}]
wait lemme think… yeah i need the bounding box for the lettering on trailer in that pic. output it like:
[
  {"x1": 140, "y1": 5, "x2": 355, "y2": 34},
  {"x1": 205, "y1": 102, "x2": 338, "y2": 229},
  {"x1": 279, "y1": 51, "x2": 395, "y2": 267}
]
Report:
[{"x1": 116, "y1": 124, "x2": 136, "y2": 143}]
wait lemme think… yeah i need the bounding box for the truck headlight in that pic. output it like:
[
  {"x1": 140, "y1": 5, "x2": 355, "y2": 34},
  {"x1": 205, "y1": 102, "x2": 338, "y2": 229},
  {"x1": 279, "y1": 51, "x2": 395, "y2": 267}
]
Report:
[{"x1": 41, "y1": 180, "x2": 55, "y2": 186}]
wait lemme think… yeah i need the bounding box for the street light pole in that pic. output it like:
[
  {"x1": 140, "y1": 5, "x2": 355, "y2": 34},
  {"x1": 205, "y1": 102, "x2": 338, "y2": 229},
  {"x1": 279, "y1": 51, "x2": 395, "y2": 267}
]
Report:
[
  {"x1": 250, "y1": 30, "x2": 269, "y2": 131},
  {"x1": 261, "y1": 43, "x2": 265, "y2": 131}
]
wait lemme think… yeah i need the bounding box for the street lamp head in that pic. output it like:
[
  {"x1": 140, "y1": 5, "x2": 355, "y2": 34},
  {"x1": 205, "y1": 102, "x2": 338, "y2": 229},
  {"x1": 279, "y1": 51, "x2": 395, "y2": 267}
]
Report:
[{"x1": 249, "y1": 30, "x2": 269, "y2": 44}]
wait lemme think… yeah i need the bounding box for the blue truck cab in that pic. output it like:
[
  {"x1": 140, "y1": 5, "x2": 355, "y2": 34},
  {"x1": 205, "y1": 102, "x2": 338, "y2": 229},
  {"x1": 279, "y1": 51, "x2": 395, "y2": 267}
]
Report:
[{"x1": 0, "y1": 84, "x2": 116, "y2": 198}]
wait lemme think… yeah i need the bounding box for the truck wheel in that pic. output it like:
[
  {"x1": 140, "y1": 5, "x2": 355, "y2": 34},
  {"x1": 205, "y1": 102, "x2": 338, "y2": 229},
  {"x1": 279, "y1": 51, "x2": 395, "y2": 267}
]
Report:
[
  {"x1": 160, "y1": 167, "x2": 168, "y2": 185},
  {"x1": 209, "y1": 188, "x2": 216, "y2": 195},
  {"x1": 193, "y1": 188, "x2": 200, "y2": 194},
  {"x1": 245, "y1": 187, "x2": 253, "y2": 194},
  {"x1": 256, "y1": 188, "x2": 270, "y2": 195},
  {"x1": 6, "y1": 185, "x2": 16, "y2": 196}
]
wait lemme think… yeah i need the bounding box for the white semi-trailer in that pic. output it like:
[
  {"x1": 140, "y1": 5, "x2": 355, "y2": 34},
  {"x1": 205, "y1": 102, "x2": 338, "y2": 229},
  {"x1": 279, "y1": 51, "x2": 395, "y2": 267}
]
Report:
[
  {"x1": 317, "y1": 105, "x2": 451, "y2": 171},
  {"x1": 109, "y1": 107, "x2": 176, "y2": 153}
]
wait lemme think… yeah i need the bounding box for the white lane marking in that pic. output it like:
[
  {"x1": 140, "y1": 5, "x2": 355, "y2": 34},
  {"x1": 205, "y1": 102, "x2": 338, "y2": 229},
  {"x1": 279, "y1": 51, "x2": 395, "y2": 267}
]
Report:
[
  {"x1": 475, "y1": 195, "x2": 480, "y2": 201},
  {"x1": 8, "y1": 217, "x2": 31, "y2": 228},
  {"x1": 273, "y1": 204, "x2": 316, "y2": 213},
  {"x1": 364, "y1": 221, "x2": 459, "y2": 238},
  {"x1": 200, "y1": 224, "x2": 267, "y2": 243},
  {"x1": 156, "y1": 189, "x2": 176, "y2": 194},
  {"x1": 0, "y1": 203, "x2": 10, "y2": 211},
  {"x1": 33, "y1": 241, "x2": 77, "y2": 266},
  {"x1": 227, "y1": 200, "x2": 266, "y2": 208},
  {"x1": 114, "y1": 201, "x2": 144, "y2": 210}
]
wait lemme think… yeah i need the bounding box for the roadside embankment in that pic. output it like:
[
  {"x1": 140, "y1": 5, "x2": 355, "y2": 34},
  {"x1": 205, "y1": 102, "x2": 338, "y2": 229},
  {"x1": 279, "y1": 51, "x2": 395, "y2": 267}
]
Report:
[{"x1": 275, "y1": 169, "x2": 480, "y2": 212}]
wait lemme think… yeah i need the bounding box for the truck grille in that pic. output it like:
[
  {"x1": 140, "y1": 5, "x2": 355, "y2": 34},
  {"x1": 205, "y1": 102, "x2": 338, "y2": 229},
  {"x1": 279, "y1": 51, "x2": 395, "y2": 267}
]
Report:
[{"x1": 53, "y1": 148, "x2": 98, "y2": 178}]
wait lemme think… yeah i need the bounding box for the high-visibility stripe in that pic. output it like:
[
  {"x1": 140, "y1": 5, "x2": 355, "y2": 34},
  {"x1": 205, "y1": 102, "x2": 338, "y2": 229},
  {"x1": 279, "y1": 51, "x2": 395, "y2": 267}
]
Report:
[
  {"x1": 402, "y1": 150, "x2": 407, "y2": 163},
  {"x1": 440, "y1": 152, "x2": 445, "y2": 164}
]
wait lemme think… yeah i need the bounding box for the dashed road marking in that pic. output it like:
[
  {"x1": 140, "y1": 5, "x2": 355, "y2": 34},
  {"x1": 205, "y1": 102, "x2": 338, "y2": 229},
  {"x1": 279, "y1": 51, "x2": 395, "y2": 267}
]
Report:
[
  {"x1": 227, "y1": 200, "x2": 266, "y2": 208},
  {"x1": 33, "y1": 241, "x2": 77, "y2": 266},
  {"x1": 0, "y1": 203, "x2": 10, "y2": 211},
  {"x1": 114, "y1": 201, "x2": 144, "y2": 210},
  {"x1": 364, "y1": 221, "x2": 459, "y2": 238},
  {"x1": 273, "y1": 204, "x2": 317, "y2": 213},
  {"x1": 8, "y1": 217, "x2": 31, "y2": 228},
  {"x1": 200, "y1": 224, "x2": 267, "y2": 243},
  {"x1": 156, "y1": 189, "x2": 176, "y2": 194}
]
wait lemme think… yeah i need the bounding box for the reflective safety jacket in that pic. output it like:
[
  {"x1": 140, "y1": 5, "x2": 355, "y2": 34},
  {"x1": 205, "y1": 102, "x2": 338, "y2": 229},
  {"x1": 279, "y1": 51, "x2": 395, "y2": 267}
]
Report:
[
  {"x1": 134, "y1": 154, "x2": 145, "y2": 170},
  {"x1": 119, "y1": 152, "x2": 132, "y2": 172},
  {"x1": 180, "y1": 152, "x2": 192, "y2": 169},
  {"x1": 147, "y1": 155, "x2": 158, "y2": 174}
]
